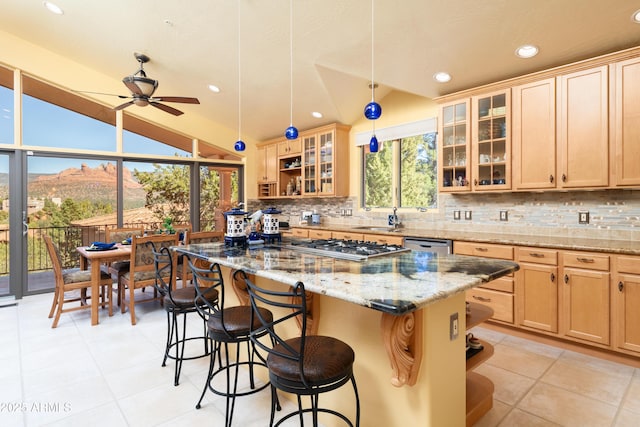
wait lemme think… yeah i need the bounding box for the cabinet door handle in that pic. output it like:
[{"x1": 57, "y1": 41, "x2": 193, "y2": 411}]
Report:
[
  {"x1": 550, "y1": 273, "x2": 556, "y2": 282},
  {"x1": 549, "y1": 174, "x2": 554, "y2": 183},
  {"x1": 475, "y1": 247, "x2": 488, "y2": 252},
  {"x1": 472, "y1": 295, "x2": 492, "y2": 302},
  {"x1": 562, "y1": 173, "x2": 567, "y2": 182},
  {"x1": 474, "y1": 179, "x2": 478, "y2": 186},
  {"x1": 618, "y1": 281, "x2": 624, "y2": 292},
  {"x1": 564, "y1": 274, "x2": 569, "y2": 284},
  {"x1": 576, "y1": 257, "x2": 594, "y2": 263},
  {"x1": 529, "y1": 252, "x2": 545, "y2": 258}
]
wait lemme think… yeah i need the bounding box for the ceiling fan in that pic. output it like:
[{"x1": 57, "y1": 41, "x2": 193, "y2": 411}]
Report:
[{"x1": 112, "y1": 53, "x2": 200, "y2": 116}]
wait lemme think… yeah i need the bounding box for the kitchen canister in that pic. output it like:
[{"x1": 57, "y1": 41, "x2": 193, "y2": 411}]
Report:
[
  {"x1": 262, "y1": 207, "x2": 282, "y2": 235},
  {"x1": 223, "y1": 207, "x2": 248, "y2": 237}
]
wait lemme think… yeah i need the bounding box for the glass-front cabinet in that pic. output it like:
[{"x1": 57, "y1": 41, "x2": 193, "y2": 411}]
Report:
[
  {"x1": 301, "y1": 123, "x2": 350, "y2": 197},
  {"x1": 439, "y1": 99, "x2": 470, "y2": 192},
  {"x1": 472, "y1": 90, "x2": 511, "y2": 190}
]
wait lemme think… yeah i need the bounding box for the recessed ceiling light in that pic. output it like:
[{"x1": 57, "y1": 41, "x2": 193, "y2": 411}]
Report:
[
  {"x1": 632, "y1": 9, "x2": 640, "y2": 23},
  {"x1": 43, "y1": 1, "x2": 64, "y2": 15},
  {"x1": 515, "y1": 45, "x2": 539, "y2": 58},
  {"x1": 207, "y1": 84, "x2": 220, "y2": 93},
  {"x1": 433, "y1": 72, "x2": 451, "y2": 83},
  {"x1": 311, "y1": 111, "x2": 323, "y2": 118}
]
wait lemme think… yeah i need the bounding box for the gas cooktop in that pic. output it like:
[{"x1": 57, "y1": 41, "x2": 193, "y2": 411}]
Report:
[{"x1": 281, "y1": 238, "x2": 410, "y2": 261}]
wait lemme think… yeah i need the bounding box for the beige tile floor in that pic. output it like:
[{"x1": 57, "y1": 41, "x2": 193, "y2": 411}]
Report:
[
  {"x1": 1, "y1": 293, "x2": 639, "y2": 427},
  {"x1": 469, "y1": 326, "x2": 640, "y2": 427},
  {"x1": 0, "y1": 292, "x2": 306, "y2": 427}
]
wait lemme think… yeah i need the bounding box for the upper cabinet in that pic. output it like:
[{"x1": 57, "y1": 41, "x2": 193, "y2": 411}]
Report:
[
  {"x1": 301, "y1": 123, "x2": 350, "y2": 197},
  {"x1": 471, "y1": 90, "x2": 511, "y2": 191},
  {"x1": 512, "y1": 78, "x2": 557, "y2": 190},
  {"x1": 439, "y1": 99, "x2": 470, "y2": 192},
  {"x1": 257, "y1": 123, "x2": 350, "y2": 199},
  {"x1": 557, "y1": 65, "x2": 609, "y2": 188},
  {"x1": 438, "y1": 50, "x2": 630, "y2": 193},
  {"x1": 613, "y1": 56, "x2": 640, "y2": 186}
]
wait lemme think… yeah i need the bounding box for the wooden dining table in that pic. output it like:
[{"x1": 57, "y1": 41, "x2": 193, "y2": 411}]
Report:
[{"x1": 76, "y1": 244, "x2": 132, "y2": 325}]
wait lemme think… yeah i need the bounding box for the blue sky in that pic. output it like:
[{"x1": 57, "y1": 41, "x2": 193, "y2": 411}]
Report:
[{"x1": 0, "y1": 85, "x2": 190, "y2": 174}]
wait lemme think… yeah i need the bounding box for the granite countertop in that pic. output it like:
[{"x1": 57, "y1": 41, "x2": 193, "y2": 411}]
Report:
[
  {"x1": 289, "y1": 224, "x2": 640, "y2": 256},
  {"x1": 174, "y1": 242, "x2": 519, "y2": 315}
]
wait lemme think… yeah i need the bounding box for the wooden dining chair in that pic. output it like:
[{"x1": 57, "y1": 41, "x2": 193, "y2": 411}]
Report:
[
  {"x1": 102, "y1": 227, "x2": 144, "y2": 307},
  {"x1": 119, "y1": 233, "x2": 179, "y2": 325},
  {"x1": 176, "y1": 230, "x2": 224, "y2": 286},
  {"x1": 44, "y1": 234, "x2": 114, "y2": 328}
]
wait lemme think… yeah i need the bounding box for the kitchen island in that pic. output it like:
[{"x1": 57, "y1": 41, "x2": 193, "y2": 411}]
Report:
[{"x1": 175, "y1": 241, "x2": 519, "y2": 427}]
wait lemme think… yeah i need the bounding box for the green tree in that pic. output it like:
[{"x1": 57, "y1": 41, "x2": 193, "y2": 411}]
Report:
[
  {"x1": 364, "y1": 142, "x2": 393, "y2": 207},
  {"x1": 400, "y1": 134, "x2": 437, "y2": 208},
  {"x1": 134, "y1": 164, "x2": 191, "y2": 224}
]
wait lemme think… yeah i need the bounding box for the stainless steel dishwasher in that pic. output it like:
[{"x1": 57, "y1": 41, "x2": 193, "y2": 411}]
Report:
[{"x1": 404, "y1": 237, "x2": 452, "y2": 255}]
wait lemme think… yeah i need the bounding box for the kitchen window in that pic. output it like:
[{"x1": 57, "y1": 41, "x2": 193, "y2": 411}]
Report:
[{"x1": 360, "y1": 119, "x2": 437, "y2": 209}]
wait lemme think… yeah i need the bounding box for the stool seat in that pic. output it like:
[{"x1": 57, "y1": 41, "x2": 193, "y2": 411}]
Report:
[
  {"x1": 269, "y1": 336, "x2": 355, "y2": 386},
  {"x1": 207, "y1": 306, "x2": 273, "y2": 340},
  {"x1": 165, "y1": 287, "x2": 218, "y2": 310}
]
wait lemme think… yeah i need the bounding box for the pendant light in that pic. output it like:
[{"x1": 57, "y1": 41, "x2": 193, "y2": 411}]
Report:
[
  {"x1": 284, "y1": 0, "x2": 298, "y2": 140},
  {"x1": 234, "y1": 1, "x2": 246, "y2": 152},
  {"x1": 365, "y1": 0, "x2": 381, "y2": 152}
]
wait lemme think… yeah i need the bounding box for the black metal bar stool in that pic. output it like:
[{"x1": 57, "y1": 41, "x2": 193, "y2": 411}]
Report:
[
  {"x1": 149, "y1": 244, "x2": 218, "y2": 386},
  {"x1": 239, "y1": 270, "x2": 360, "y2": 427},
  {"x1": 190, "y1": 260, "x2": 273, "y2": 427}
]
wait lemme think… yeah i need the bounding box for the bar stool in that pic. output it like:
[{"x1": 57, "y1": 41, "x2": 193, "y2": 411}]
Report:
[
  {"x1": 149, "y1": 244, "x2": 218, "y2": 386},
  {"x1": 189, "y1": 260, "x2": 273, "y2": 427},
  {"x1": 239, "y1": 270, "x2": 360, "y2": 427}
]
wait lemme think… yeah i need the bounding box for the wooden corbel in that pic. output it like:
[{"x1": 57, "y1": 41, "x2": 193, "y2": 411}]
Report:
[{"x1": 380, "y1": 310, "x2": 423, "y2": 387}]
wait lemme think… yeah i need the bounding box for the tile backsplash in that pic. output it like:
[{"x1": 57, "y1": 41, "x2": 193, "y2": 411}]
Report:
[{"x1": 249, "y1": 189, "x2": 640, "y2": 241}]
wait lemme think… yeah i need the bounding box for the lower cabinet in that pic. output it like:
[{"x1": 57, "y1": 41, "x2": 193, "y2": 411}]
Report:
[
  {"x1": 612, "y1": 255, "x2": 640, "y2": 355},
  {"x1": 455, "y1": 241, "x2": 515, "y2": 325},
  {"x1": 560, "y1": 251, "x2": 610, "y2": 346},
  {"x1": 515, "y1": 247, "x2": 559, "y2": 333}
]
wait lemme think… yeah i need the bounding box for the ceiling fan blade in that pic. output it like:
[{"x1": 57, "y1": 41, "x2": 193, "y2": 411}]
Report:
[
  {"x1": 152, "y1": 96, "x2": 200, "y2": 104},
  {"x1": 113, "y1": 100, "x2": 135, "y2": 111},
  {"x1": 150, "y1": 102, "x2": 184, "y2": 116}
]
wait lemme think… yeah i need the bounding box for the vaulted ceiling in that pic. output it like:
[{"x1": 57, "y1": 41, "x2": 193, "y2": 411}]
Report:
[{"x1": 2, "y1": 0, "x2": 640, "y2": 142}]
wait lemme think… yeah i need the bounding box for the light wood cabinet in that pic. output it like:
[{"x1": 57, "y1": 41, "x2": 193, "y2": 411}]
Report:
[
  {"x1": 613, "y1": 57, "x2": 640, "y2": 186},
  {"x1": 257, "y1": 143, "x2": 278, "y2": 197},
  {"x1": 301, "y1": 123, "x2": 350, "y2": 197},
  {"x1": 471, "y1": 90, "x2": 511, "y2": 191},
  {"x1": 308, "y1": 229, "x2": 332, "y2": 239},
  {"x1": 455, "y1": 241, "x2": 515, "y2": 324},
  {"x1": 559, "y1": 251, "x2": 610, "y2": 346},
  {"x1": 439, "y1": 99, "x2": 471, "y2": 191},
  {"x1": 512, "y1": 78, "x2": 557, "y2": 189},
  {"x1": 612, "y1": 255, "x2": 640, "y2": 355},
  {"x1": 557, "y1": 65, "x2": 609, "y2": 188},
  {"x1": 277, "y1": 138, "x2": 301, "y2": 157},
  {"x1": 515, "y1": 247, "x2": 559, "y2": 333}
]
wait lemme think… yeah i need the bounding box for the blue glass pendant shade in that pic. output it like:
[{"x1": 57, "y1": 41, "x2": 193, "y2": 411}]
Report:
[
  {"x1": 369, "y1": 134, "x2": 379, "y2": 152},
  {"x1": 364, "y1": 101, "x2": 382, "y2": 120},
  {"x1": 234, "y1": 140, "x2": 246, "y2": 151},
  {"x1": 285, "y1": 125, "x2": 299, "y2": 140}
]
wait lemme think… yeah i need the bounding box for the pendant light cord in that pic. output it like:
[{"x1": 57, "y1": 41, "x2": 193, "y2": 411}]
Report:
[
  {"x1": 289, "y1": 0, "x2": 294, "y2": 127},
  {"x1": 371, "y1": 0, "x2": 375, "y2": 102},
  {"x1": 237, "y1": 1, "x2": 242, "y2": 141}
]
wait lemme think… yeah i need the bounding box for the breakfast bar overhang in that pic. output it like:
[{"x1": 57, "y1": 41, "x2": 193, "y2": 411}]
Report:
[{"x1": 174, "y1": 241, "x2": 519, "y2": 427}]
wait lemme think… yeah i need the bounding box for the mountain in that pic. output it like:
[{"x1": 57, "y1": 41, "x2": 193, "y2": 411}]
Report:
[{"x1": 27, "y1": 163, "x2": 145, "y2": 205}]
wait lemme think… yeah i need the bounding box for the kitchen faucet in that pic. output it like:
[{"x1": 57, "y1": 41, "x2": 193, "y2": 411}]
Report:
[{"x1": 389, "y1": 207, "x2": 401, "y2": 229}]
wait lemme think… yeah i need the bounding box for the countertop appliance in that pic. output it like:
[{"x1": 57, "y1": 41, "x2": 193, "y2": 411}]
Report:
[
  {"x1": 403, "y1": 237, "x2": 452, "y2": 255},
  {"x1": 282, "y1": 238, "x2": 410, "y2": 261}
]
